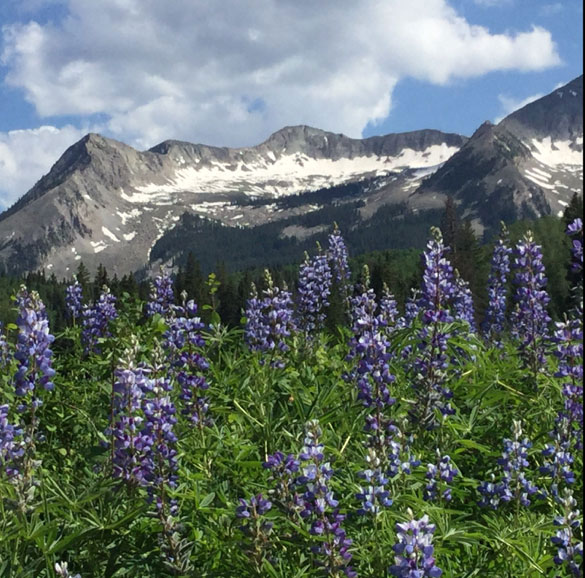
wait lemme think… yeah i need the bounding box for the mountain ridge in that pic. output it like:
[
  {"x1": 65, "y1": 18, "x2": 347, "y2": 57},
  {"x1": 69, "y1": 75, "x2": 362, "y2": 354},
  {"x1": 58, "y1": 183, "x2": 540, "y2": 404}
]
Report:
[{"x1": 0, "y1": 75, "x2": 582, "y2": 278}]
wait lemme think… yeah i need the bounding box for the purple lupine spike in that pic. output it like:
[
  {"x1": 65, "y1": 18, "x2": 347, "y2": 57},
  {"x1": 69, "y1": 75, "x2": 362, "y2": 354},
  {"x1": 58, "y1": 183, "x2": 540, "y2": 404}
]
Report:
[
  {"x1": 108, "y1": 339, "x2": 149, "y2": 485},
  {"x1": 81, "y1": 285, "x2": 118, "y2": 355},
  {"x1": 409, "y1": 228, "x2": 457, "y2": 428},
  {"x1": 482, "y1": 224, "x2": 512, "y2": 345},
  {"x1": 389, "y1": 510, "x2": 443, "y2": 578},
  {"x1": 356, "y1": 448, "x2": 393, "y2": 516},
  {"x1": 478, "y1": 421, "x2": 542, "y2": 509},
  {"x1": 0, "y1": 322, "x2": 10, "y2": 368},
  {"x1": 65, "y1": 280, "x2": 83, "y2": 322},
  {"x1": 146, "y1": 271, "x2": 176, "y2": 318},
  {"x1": 295, "y1": 420, "x2": 355, "y2": 577},
  {"x1": 263, "y1": 451, "x2": 300, "y2": 514},
  {"x1": 452, "y1": 271, "x2": 476, "y2": 331},
  {"x1": 551, "y1": 489, "x2": 583, "y2": 577},
  {"x1": 347, "y1": 268, "x2": 396, "y2": 413},
  {"x1": 138, "y1": 366, "x2": 179, "y2": 516},
  {"x1": 296, "y1": 250, "x2": 332, "y2": 335},
  {"x1": 541, "y1": 414, "x2": 576, "y2": 492},
  {"x1": 54, "y1": 562, "x2": 81, "y2": 578},
  {"x1": 552, "y1": 310, "x2": 583, "y2": 448},
  {"x1": 0, "y1": 404, "x2": 25, "y2": 478},
  {"x1": 328, "y1": 225, "x2": 351, "y2": 285},
  {"x1": 379, "y1": 283, "x2": 400, "y2": 333},
  {"x1": 567, "y1": 218, "x2": 583, "y2": 273},
  {"x1": 424, "y1": 450, "x2": 459, "y2": 502},
  {"x1": 510, "y1": 231, "x2": 551, "y2": 379},
  {"x1": 164, "y1": 300, "x2": 211, "y2": 428},
  {"x1": 14, "y1": 286, "x2": 56, "y2": 398},
  {"x1": 244, "y1": 271, "x2": 296, "y2": 367}
]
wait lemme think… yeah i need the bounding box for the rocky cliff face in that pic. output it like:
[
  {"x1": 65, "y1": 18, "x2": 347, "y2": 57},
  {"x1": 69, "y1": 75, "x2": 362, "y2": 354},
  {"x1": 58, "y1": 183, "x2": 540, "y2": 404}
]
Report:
[{"x1": 0, "y1": 127, "x2": 465, "y2": 277}]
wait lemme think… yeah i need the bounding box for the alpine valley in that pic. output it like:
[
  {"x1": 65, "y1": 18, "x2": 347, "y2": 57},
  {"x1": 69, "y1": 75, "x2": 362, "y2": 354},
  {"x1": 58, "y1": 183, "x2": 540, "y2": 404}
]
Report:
[{"x1": 0, "y1": 76, "x2": 582, "y2": 277}]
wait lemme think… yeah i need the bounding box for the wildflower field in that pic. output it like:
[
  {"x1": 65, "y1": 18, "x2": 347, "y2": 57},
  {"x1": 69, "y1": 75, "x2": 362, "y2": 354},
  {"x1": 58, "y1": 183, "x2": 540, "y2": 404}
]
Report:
[{"x1": 0, "y1": 221, "x2": 582, "y2": 578}]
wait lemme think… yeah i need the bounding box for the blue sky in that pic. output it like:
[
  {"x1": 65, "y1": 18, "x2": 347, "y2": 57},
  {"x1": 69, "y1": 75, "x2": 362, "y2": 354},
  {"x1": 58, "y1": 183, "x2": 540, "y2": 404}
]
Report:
[{"x1": 0, "y1": 0, "x2": 582, "y2": 208}]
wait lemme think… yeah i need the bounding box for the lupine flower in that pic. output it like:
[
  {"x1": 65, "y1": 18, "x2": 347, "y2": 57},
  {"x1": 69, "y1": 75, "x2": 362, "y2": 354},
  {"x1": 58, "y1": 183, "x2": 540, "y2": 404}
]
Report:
[
  {"x1": 478, "y1": 421, "x2": 542, "y2": 509},
  {"x1": 347, "y1": 269, "x2": 396, "y2": 412},
  {"x1": 553, "y1": 310, "x2": 584, "y2": 448},
  {"x1": 510, "y1": 232, "x2": 551, "y2": 378},
  {"x1": 146, "y1": 271, "x2": 176, "y2": 318},
  {"x1": 108, "y1": 339, "x2": 149, "y2": 485},
  {"x1": 165, "y1": 300, "x2": 212, "y2": 428},
  {"x1": 551, "y1": 489, "x2": 583, "y2": 577},
  {"x1": 296, "y1": 251, "x2": 332, "y2": 335},
  {"x1": 452, "y1": 271, "x2": 476, "y2": 331},
  {"x1": 296, "y1": 420, "x2": 355, "y2": 577},
  {"x1": 138, "y1": 371, "x2": 179, "y2": 514},
  {"x1": 244, "y1": 271, "x2": 296, "y2": 367},
  {"x1": 236, "y1": 494, "x2": 274, "y2": 571},
  {"x1": 398, "y1": 289, "x2": 421, "y2": 330},
  {"x1": 541, "y1": 414, "x2": 576, "y2": 492},
  {"x1": 0, "y1": 404, "x2": 25, "y2": 478},
  {"x1": 356, "y1": 448, "x2": 393, "y2": 516},
  {"x1": 389, "y1": 510, "x2": 443, "y2": 578},
  {"x1": 14, "y1": 286, "x2": 56, "y2": 398},
  {"x1": 0, "y1": 322, "x2": 10, "y2": 368},
  {"x1": 568, "y1": 218, "x2": 583, "y2": 273},
  {"x1": 65, "y1": 280, "x2": 83, "y2": 322},
  {"x1": 409, "y1": 228, "x2": 457, "y2": 428},
  {"x1": 378, "y1": 283, "x2": 400, "y2": 334},
  {"x1": 327, "y1": 225, "x2": 351, "y2": 285},
  {"x1": 81, "y1": 286, "x2": 118, "y2": 354},
  {"x1": 424, "y1": 451, "x2": 459, "y2": 502},
  {"x1": 55, "y1": 562, "x2": 81, "y2": 578},
  {"x1": 482, "y1": 224, "x2": 512, "y2": 345},
  {"x1": 263, "y1": 451, "x2": 300, "y2": 513}
]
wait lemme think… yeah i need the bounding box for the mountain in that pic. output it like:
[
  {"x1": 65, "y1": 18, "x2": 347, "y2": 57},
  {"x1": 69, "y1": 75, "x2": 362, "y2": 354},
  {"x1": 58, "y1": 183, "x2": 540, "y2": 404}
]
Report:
[
  {"x1": 0, "y1": 127, "x2": 465, "y2": 276},
  {"x1": 417, "y1": 76, "x2": 583, "y2": 232},
  {"x1": 0, "y1": 76, "x2": 582, "y2": 278}
]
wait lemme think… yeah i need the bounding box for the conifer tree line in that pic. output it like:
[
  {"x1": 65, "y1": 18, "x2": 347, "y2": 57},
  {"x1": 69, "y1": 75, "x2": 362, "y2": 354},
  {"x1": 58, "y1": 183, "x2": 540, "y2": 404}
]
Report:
[{"x1": 0, "y1": 193, "x2": 581, "y2": 331}]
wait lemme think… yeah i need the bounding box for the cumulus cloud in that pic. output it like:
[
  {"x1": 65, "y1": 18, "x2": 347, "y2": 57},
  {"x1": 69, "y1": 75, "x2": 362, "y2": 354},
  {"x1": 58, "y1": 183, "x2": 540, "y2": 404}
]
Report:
[
  {"x1": 0, "y1": 125, "x2": 90, "y2": 209},
  {"x1": 2, "y1": 0, "x2": 561, "y2": 151}
]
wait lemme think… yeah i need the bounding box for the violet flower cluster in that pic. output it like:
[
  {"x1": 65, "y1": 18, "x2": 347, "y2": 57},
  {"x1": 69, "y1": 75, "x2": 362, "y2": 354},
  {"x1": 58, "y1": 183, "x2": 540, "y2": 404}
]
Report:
[
  {"x1": 81, "y1": 286, "x2": 118, "y2": 354},
  {"x1": 164, "y1": 300, "x2": 211, "y2": 428},
  {"x1": 296, "y1": 251, "x2": 332, "y2": 335},
  {"x1": 389, "y1": 511, "x2": 443, "y2": 578},
  {"x1": 541, "y1": 414, "x2": 576, "y2": 494},
  {"x1": 510, "y1": 232, "x2": 551, "y2": 377},
  {"x1": 65, "y1": 280, "x2": 83, "y2": 322},
  {"x1": 410, "y1": 228, "x2": 457, "y2": 428},
  {"x1": 424, "y1": 451, "x2": 459, "y2": 503},
  {"x1": 14, "y1": 286, "x2": 56, "y2": 399},
  {"x1": 109, "y1": 342, "x2": 149, "y2": 485},
  {"x1": 478, "y1": 421, "x2": 542, "y2": 509},
  {"x1": 347, "y1": 271, "x2": 396, "y2": 413},
  {"x1": 244, "y1": 271, "x2": 296, "y2": 367},
  {"x1": 109, "y1": 341, "x2": 180, "y2": 521},
  {"x1": 327, "y1": 225, "x2": 352, "y2": 315},
  {"x1": 482, "y1": 225, "x2": 512, "y2": 345},
  {"x1": 568, "y1": 217, "x2": 583, "y2": 273},
  {"x1": 0, "y1": 404, "x2": 24, "y2": 478},
  {"x1": 452, "y1": 271, "x2": 476, "y2": 331},
  {"x1": 55, "y1": 562, "x2": 81, "y2": 578},
  {"x1": 355, "y1": 448, "x2": 393, "y2": 516},
  {"x1": 146, "y1": 271, "x2": 176, "y2": 318},
  {"x1": 551, "y1": 489, "x2": 583, "y2": 577},
  {"x1": 553, "y1": 310, "x2": 584, "y2": 448},
  {"x1": 261, "y1": 421, "x2": 355, "y2": 577},
  {"x1": 0, "y1": 321, "x2": 10, "y2": 368}
]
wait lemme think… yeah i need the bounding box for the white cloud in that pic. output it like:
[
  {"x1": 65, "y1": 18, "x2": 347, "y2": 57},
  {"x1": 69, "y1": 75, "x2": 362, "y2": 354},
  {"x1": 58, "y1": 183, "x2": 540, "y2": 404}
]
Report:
[
  {"x1": 0, "y1": 125, "x2": 90, "y2": 209},
  {"x1": 2, "y1": 0, "x2": 561, "y2": 146},
  {"x1": 0, "y1": 0, "x2": 563, "y2": 205},
  {"x1": 472, "y1": 0, "x2": 514, "y2": 7}
]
